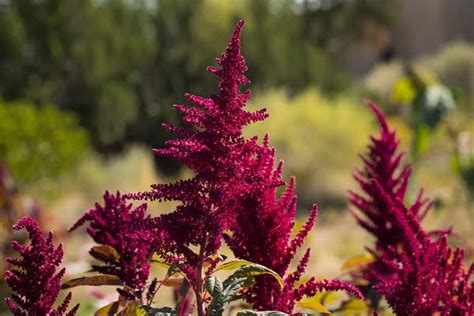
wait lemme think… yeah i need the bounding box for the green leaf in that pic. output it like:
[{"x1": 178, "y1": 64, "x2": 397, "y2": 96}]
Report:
[
  {"x1": 214, "y1": 259, "x2": 255, "y2": 271},
  {"x1": 339, "y1": 299, "x2": 369, "y2": 314},
  {"x1": 297, "y1": 291, "x2": 341, "y2": 312},
  {"x1": 207, "y1": 276, "x2": 229, "y2": 316},
  {"x1": 142, "y1": 306, "x2": 176, "y2": 316},
  {"x1": 315, "y1": 292, "x2": 341, "y2": 306},
  {"x1": 95, "y1": 301, "x2": 121, "y2": 316},
  {"x1": 215, "y1": 260, "x2": 284, "y2": 288},
  {"x1": 207, "y1": 276, "x2": 237, "y2": 316},
  {"x1": 122, "y1": 303, "x2": 147, "y2": 316},
  {"x1": 224, "y1": 263, "x2": 284, "y2": 288},
  {"x1": 205, "y1": 276, "x2": 223, "y2": 297},
  {"x1": 207, "y1": 265, "x2": 283, "y2": 316},
  {"x1": 297, "y1": 298, "x2": 330, "y2": 314},
  {"x1": 62, "y1": 275, "x2": 121, "y2": 289},
  {"x1": 341, "y1": 253, "x2": 374, "y2": 271},
  {"x1": 96, "y1": 301, "x2": 149, "y2": 316}
]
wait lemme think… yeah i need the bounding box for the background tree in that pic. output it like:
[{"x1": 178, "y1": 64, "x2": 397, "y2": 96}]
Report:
[{"x1": 0, "y1": 0, "x2": 400, "y2": 175}]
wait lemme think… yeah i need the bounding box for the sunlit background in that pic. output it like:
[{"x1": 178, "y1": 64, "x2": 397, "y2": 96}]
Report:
[{"x1": 1, "y1": 0, "x2": 473, "y2": 314}]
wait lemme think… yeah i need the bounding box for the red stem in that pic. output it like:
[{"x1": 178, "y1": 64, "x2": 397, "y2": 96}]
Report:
[{"x1": 195, "y1": 234, "x2": 209, "y2": 316}]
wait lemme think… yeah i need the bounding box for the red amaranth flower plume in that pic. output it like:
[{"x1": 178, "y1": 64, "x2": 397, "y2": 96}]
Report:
[
  {"x1": 126, "y1": 20, "x2": 361, "y2": 314},
  {"x1": 349, "y1": 102, "x2": 474, "y2": 315},
  {"x1": 5, "y1": 216, "x2": 79, "y2": 316},
  {"x1": 126, "y1": 20, "x2": 267, "y2": 271},
  {"x1": 370, "y1": 181, "x2": 473, "y2": 315},
  {"x1": 348, "y1": 101, "x2": 432, "y2": 251},
  {"x1": 69, "y1": 191, "x2": 156, "y2": 300},
  {"x1": 226, "y1": 137, "x2": 362, "y2": 313},
  {"x1": 125, "y1": 21, "x2": 273, "y2": 316}
]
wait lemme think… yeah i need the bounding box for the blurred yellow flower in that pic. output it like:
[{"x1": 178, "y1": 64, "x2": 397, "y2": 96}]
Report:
[{"x1": 391, "y1": 77, "x2": 416, "y2": 105}]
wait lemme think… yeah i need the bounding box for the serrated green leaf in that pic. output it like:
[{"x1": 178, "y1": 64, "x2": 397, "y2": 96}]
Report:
[
  {"x1": 207, "y1": 264, "x2": 284, "y2": 316},
  {"x1": 207, "y1": 275, "x2": 235, "y2": 316},
  {"x1": 222, "y1": 276, "x2": 248, "y2": 302},
  {"x1": 205, "y1": 276, "x2": 223, "y2": 297},
  {"x1": 205, "y1": 276, "x2": 217, "y2": 294}
]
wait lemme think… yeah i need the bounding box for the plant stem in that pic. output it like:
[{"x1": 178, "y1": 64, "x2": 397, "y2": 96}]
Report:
[
  {"x1": 195, "y1": 234, "x2": 209, "y2": 316},
  {"x1": 195, "y1": 264, "x2": 205, "y2": 316}
]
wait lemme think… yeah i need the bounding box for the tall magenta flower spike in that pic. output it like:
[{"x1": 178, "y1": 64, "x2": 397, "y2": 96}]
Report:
[
  {"x1": 226, "y1": 137, "x2": 362, "y2": 313},
  {"x1": 349, "y1": 101, "x2": 433, "y2": 250},
  {"x1": 127, "y1": 19, "x2": 361, "y2": 313},
  {"x1": 126, "y1": 20, "x2": 268, "y2": 273},
  {"x1": 350, "y1": 102, "x2": 474, "y2": 315},
  {"x1": 70, "y1": 191, "x2": 157, "y2": 300},
  {"x1": 5, "y1": 216, "x2": 79, "y2": 316}
]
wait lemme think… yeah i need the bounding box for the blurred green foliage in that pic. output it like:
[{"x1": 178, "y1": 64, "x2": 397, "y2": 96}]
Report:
[
  {"x1": 418, "y1": 43, "x2": 474, "y2": 199},
  {"x1": 364, "y1": 61, "x2": 458, "y2": 161},
  {"x1": 0, "y1": 0, "x2": 155, "y2": 150},
  {"x1": 0, "y1": 100, "x2": 89, "y2": 186},
  {"x1": 364, "y1": 42, "x2": 474, "y2": 116},
  {"x1": 0, "y1": 0, "x2": 399, "y2": 174},
  {"x1": 246, "y1": 89, "x2": 373, "y2": 208},
  {"x1": 402, "y1": 66, "x2": 455, "y2": 159},
  {"x1": 419, "y1": 42, "x2": 474, "y2": 107}
]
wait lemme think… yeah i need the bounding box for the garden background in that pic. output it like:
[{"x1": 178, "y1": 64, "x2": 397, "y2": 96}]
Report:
[{"x1": 0, "y1": 0, "x2": 473, "y2": 314}]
